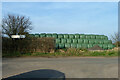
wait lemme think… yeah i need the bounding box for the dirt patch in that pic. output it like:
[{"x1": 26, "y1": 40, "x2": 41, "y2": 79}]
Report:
[{"x1": 88, "y1": 45, "x2": 103, "y2": 51}]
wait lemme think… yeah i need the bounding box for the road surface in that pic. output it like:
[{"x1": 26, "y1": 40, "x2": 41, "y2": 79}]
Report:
[{"x1": 2, "y1": 57, "x2": 118, "y2": 78}]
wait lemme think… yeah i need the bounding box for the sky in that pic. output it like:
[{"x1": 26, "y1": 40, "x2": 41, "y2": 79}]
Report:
[{"x1": 2, "y1": 2, "x2": 118, "y2": 39}]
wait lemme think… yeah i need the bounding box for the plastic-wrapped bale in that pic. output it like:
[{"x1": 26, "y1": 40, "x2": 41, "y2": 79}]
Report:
[
  {"x1": 87, "y1": 44, "x2": 93, "y2": 48},
  {"x1": 94, "y1": 40, "x2": 99, "y2": 44},
  {"x1": 52, "y1": 34, "x2": 58, "y2": 38},
  {"x1": 63, "y1": 34, "x2": 69, "y2": 39},
  {"x1": 69, "y1": 34, "x2": 74, "y2": 39},
  {"x1": 46, "y1": 34, "x2": 52, "y2": 37},
  {"x1": 77, "y1": 44, "x2": 82, "y2": 48},
  {"x1": 81, "y1": 44, "x2": 88, "y2": 48},
  {"x1": 103, "y1": 40, "x2": 112, "y2": 44},
  {"x1": 80, "y1": 34, "x2": 85, "y2": 39},
  {"x1": 104, "y1": 36, "x2": 108, "y2": 40},
  {"x1": 65, "y1": 43, "x2": 71, "y2": 48},
  {"x1": 83, "y1": 39, "x2": 89, "y2": 44},
  {"x1": 55, "y1": 39, "x2": 61, "y2": 44},
  {"x1": 61, "y1": 39, "x2": 67, "y2": 43},
  {"x1": 85, "y1": 35, "x2": 91, "y2": 39},
  {"x1": 88, "y1": 39, "x2": 95, "y2": 44},
  {"x1": 99, "y1": 40, "x2": 104, "y2": 44},
  {"x1": 97, "y1": 40, "x2": 102, "y2": 44},
  {"x1": 100, "y1": 35, "x2": 105, "y2": 39},
  {"x1": 90, "y1": 35, "x2": 96, "y2": 39},
  {"x1": 108, "y1": 44, "x2": 115, "y2": 49},
  {"x1": 72, "y1": 39, "x2": 78, "y2": 43},
  {"x1": 74, "y1": 34, "x2": 80, "y2": 39},
  {"x1": 29, "y1": 34, "x2": 35, "y2": 37},
  {"x1": 58, "y1": 43, "x2": 65, "y2": 49},
  {"x1": 66, "y1": 39, "x2": 72, "y2": 43},
  {"x1": 102, "y1": 44, "x2": 108, "y2": 49},
  {"x1": 95, "y1": 35, "x2": 101, "y2": 39},
  {"x1": 40, "y1": 33, "x2": 46, "y2": 37},
  {"x1": 58, "y1": 34, "x2": 63, "y2": 38},
  {"x1": 35, "y1": 34, "x2": 40, "y2": 37},
  {"x1": 78, "y1": 39, "x2": 83, "y2": 43},
  {"x1": 71, "y1": 43, "x2": 77, "y2": 48}
]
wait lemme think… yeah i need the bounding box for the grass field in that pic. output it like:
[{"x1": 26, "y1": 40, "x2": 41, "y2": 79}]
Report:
[{"x1": 2, "y1": 48, "x2": 118, "y2": 57}]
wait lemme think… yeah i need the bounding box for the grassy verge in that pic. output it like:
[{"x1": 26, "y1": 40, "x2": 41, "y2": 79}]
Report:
[{"x1": 2, "y1": 48, "x2": 118, "y2": 58}]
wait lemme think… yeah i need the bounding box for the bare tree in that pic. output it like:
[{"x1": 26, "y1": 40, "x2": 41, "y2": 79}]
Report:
[
  {"x1": 111, "y1": 32, "x2": 120, "y2": 47},
  {"x1": 2, "y1": 14, "x2": 32, "y2": 38},
  {"x1": 111, "y1": 33, "x2": 120, "y2": 42}
]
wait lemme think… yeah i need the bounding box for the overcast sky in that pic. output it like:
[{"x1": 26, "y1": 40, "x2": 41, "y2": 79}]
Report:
[{"x1": 2, "y1": 2, "x2": 118, "y2": 39}]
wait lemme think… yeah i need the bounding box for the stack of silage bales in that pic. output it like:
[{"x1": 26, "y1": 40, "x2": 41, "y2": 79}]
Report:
[{"x1": 29, "y1": 33, "x2": 115, "y2": 50}]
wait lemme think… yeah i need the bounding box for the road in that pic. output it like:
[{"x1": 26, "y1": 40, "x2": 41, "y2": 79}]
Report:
[{"x1": 2, "y1": 57, "x2": 118, "y2": 78}]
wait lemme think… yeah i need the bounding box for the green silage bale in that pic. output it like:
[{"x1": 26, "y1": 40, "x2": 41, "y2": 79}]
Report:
[
  {"x1": 102, "y1": 44, "x2": 108, "y2": 49},
  {"x1": 108, "y1": 44, "x2": 115, "y2": 49},
  {"x1": 94, "y1": 40, "x2": 99, "y2": 44},
  {"x1": 90, "y1": 35, "x2": 96, "y2": 39},
  {"x1": 46, "y1": 34, "x2": 52, "y2": 37},
  {"x1": 40, "y1": 33, "x2": 46, "y2": 37},
  {"x1": 85, "y1": 35, "x2": 91, "y2": 39},
  {"x1": 97, "y1": 40, "x2": 102, "y2": 44},
  {"x1": 78, "y1": 39, "x2": 83, "y2": 43},
  {"x1": 65, "y1": 43, "x2": 71, "y2": 48},
  {"x1": 52, "y1": 34, "x2": 58, "y2": 38},
  {"x1": 103, "y1": 40, "x2": 108, "y2": 44},
  {"x1": 67, "y1": 39, "x2": 72, "y2": 43},
  {"x1": 58, "y1": 34, "x2": 63, "y2": 38},
  {"x1": 74, "y1": 34, "x2": 80, "y2": 39},
  {"x1": 29, "y1": 34, "x2": 35, "y2": 37},
  {"x1": 40, "y1": 34, "x2": 45, "y2": 37},
  {"x1": 56, "y1": 39, "x2": 61, "y2": 43},
  {"x1": 69, "y1": 34, "x2": 74, "y2": 39},
  {"x1": 83, "y1": 39, "x2": 89, "y2": 44},
  {"x1": 58, "y1": 43, "x2": 65, "y2": 49},
  {"x1": 95, "y1": 35, "x2": 101, "y2": 39},
  {"x1": 35, "y1": 34, "x2": 40, "y2": 37},
  {"x1": 63, "y1": 34, "x2": 69, "y2": 39},
  {"x1": 100, "y1": 36, "x2": 108, "y2": 40},
  {"x1": 81, "y1": 44, "x2": 88, "y2": 48},
  {"x1": 77, "y1": 44, "x2": 82, "y2": 48},
  {"x1": 88, "y1": 39, "x2": 95, "y2": 44},
  {"x1": 103, "y1": 40, "x2": 112, "y2": 44},
  {"x1": 72, "y1": 39, "x2": 78, "y2": 43},
  {"x1": 61, "y1": 39, "x2": 67, "y2": 43},
  {"x1": 104, "y1": 36, "x2": 108, "y2": 40},
  {"x1": 80, "y1": 34, "x2": 85, "y2": 39},
  {"x1": 87, "y1": 44, "x2": 93, "y2": 48},
  {"x1": 41, "y1": 33, "x2": 46, "y2": 34},
  {"x1": 98, "y1": 35, "x2": 102, "y2": 39},
  {"x1": 99, "y1": 40, "x2": 104, "y2": 44},
  {"x1": 100, "y1": 35, "x2": 105, "y2": 39},
  {"x1": 71, "y1": 43, "x2": 77, "y2": 48}
]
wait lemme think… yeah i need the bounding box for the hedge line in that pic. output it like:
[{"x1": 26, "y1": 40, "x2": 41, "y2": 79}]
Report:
[{"x1": 2, "y1": 37, "x2": 55, "y2": 53}]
